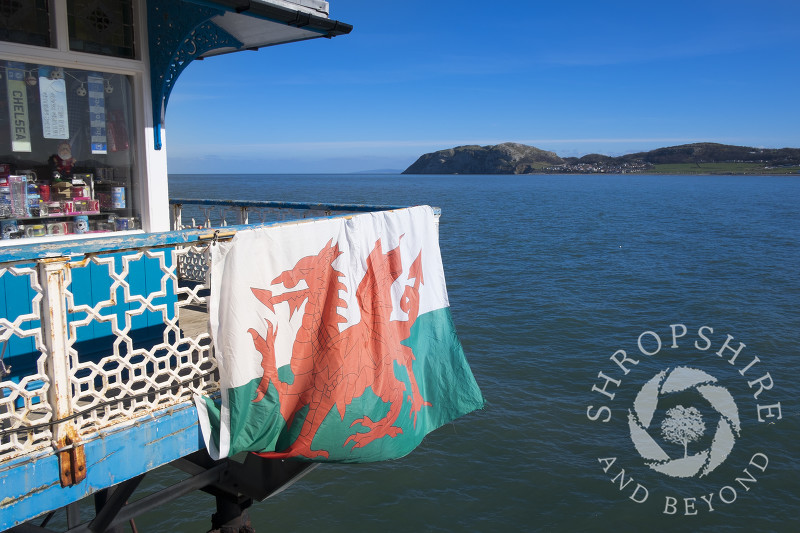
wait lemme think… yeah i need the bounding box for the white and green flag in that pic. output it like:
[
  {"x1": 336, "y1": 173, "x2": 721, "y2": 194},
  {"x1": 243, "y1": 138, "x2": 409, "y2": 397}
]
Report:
[{"x1": 195, "y1": 205, "x2": 484, "y2": 462}]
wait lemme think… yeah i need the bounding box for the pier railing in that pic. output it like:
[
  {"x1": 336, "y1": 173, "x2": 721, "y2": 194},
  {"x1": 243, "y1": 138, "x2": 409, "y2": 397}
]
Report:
[
  {"x1": 0, "y1": 233, "x2": 218, "y2": 475},
  {"x1": 168, "y1": 198, "x2": 426, "y2": 282},
  {"x1": 1, "y1": 200, "x2": 400, "y2": 530},
  {"x1": 170, "y1": 198, "x2": 406, "y2": 231}
]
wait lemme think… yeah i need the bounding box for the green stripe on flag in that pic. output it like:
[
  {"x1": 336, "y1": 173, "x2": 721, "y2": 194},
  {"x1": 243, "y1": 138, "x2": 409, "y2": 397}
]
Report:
[
  {"x1": 402, "y1": 307, "x2": 485, "y2": 429},
  {"x1": 216, "y1": 307, "x2": 483, "y2": 461}
]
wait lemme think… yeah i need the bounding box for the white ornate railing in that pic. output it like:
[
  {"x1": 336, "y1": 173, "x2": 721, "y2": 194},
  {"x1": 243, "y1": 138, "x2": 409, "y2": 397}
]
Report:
[
  {"x1": 0, "y1": 238, "x2": 217, "y2": 469},
  {"x1": 65, "y1": 245, "x2": 216, "y2": 435},
  {"x1": 0, "y1": 261, "x2": 50, "y2": 460}
]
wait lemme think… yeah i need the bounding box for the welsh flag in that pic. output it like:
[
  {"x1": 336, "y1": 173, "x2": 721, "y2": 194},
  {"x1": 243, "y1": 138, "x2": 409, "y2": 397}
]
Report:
[{"x1": 195, "y1": 205, "x2": 484, "y2": 462}]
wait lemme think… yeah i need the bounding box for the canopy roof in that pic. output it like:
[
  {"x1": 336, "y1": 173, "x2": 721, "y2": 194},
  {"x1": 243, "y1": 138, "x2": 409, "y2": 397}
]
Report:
[{"x1": 199, "y1": 0, "x2": 352, "y2": 57}]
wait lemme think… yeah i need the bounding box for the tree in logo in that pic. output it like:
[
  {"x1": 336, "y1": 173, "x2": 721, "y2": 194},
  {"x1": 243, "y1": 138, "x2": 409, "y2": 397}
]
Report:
[
  {"x1": 660, "y1": 405, "x2": 706, "y2": 459},
  {"x1": 628, "y1": 366, "x2": 740, "y2": 478}
]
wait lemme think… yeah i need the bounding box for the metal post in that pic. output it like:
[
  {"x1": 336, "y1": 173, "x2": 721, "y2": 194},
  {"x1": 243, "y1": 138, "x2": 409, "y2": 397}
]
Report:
[
  {"x1": 201, "y1": 207, "x2": 212, "y2": 228},
  {"x1": 90, "y1": 475, "x2": 144, "y2": 533},
  {"x1": 172, "y1": 202, "x2": 183, "y2": 230},
  {"x1": 209, "y1": 494, "x2": 254, "y2": 533},
  {"x1": 238, "y1": 206, "x2": 249, "y2": 226},
  {"x1": 93, "y1": 487, "x2": 126, "y2": 533},
  {"x1": 38, "y1": 257, "x2": 86, "y2": 487},
  {"x1": 66, "y1": 502, "x2": 80, "y2": 529}
]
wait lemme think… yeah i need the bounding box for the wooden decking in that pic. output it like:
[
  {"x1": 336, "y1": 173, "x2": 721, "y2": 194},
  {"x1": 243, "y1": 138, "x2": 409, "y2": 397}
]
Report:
[{"x1": 178, "y1": 305, "x2": 210, "y2": 339}]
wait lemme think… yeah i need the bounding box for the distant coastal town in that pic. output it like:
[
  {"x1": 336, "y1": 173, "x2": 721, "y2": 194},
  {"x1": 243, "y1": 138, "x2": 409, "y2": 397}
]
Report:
[{"x1": 543, "y1": 160, "x2": 653, "y2": 174}]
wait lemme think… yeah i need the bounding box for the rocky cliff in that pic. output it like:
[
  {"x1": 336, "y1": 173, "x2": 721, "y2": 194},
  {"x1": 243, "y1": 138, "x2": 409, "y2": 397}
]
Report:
[{"x1": 402, "y1": 142, "x2": 564, "y2": 174}]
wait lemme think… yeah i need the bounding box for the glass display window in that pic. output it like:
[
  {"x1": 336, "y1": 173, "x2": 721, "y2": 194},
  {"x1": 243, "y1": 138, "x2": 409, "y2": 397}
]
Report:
[
  {"x1": 67, "y1": 0, "x2": 135, "y2": 59},
  {"x1": 0, "y1": 60, "x2": 140, "y2": 241},
  {"x1": 0, "y1": 0, "x2": 52, "y2": 48}
]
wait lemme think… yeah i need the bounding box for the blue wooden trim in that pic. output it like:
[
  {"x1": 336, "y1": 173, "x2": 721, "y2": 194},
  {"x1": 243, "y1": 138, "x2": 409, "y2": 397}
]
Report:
[
  {"x1": 0, "y1": 229, "x2": 215, "y2": 263},
  {"x1": 0, "y1": 402, "x2": 204, "y2": 531},
  {"x1": 0, "y1": 232, "x2": 187, "y2": 263}
]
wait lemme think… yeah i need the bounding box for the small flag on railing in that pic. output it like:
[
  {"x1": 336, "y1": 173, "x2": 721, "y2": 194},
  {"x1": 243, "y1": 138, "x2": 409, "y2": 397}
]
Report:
[{"x1": 195, "y1": 206, "x2": 484, "y2": 462}]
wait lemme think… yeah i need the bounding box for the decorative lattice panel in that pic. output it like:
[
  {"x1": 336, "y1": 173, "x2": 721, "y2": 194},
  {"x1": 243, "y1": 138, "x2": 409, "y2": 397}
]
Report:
[
  {"x1": 65, "y1": 247, "x2": 217, "y2": 435},
  {"x1": 175, "y1": 241, "x2": 212, "y2": 286},
  {"x1": 0, "y1": 263, "x2": 52, "y2": 460},
  {"x1": 0, "y1": 243, "x2": 219, "y2": 464}
]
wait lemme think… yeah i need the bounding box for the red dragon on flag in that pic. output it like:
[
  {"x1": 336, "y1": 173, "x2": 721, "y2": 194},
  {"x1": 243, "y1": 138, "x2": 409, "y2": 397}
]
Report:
[
  {"x1": 247, "y1": 238, "x2": 431, "y2": 459},
  {"x1": 196, "y1": 206, "x2": 483, "y2": 463}
]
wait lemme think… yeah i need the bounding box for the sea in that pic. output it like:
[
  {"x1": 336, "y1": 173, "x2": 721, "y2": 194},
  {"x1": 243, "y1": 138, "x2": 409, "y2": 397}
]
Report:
[{"x1": 141, "y1": 173, "x2": 798, "y2": 532}]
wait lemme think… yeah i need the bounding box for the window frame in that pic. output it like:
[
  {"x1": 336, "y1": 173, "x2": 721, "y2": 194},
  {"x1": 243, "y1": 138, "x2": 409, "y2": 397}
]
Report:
[
  {"x1": 66, "y1": 0, "x2": 136, "y2": 60},
  {"x1": 0, "y1": 0, "x2": 168, "y2": 244}
]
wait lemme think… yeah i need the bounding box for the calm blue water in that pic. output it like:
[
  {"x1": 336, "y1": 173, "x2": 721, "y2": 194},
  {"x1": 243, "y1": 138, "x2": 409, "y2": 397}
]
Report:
[{"x1": 149, "y1": 174, "x2": 799, "y2": 532}]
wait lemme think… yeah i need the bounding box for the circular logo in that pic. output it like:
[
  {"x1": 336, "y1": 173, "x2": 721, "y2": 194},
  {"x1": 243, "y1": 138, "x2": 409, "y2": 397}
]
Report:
[{"x1": 628, "y1": 366, "x2": 741, "y2": 478}]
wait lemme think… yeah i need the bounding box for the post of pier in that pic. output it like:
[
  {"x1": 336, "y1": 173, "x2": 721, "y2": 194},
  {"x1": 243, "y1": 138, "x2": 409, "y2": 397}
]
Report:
[{"x1": 209, "y1": 493, "x2": 255, "y2": 533}]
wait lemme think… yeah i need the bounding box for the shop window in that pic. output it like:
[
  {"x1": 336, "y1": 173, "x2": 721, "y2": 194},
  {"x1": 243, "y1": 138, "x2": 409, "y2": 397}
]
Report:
[
  {"x1": 67, "y1": 0, "x2": 135, "y2": 59},
  {"x1": 0, "y1": 61, "x2": 139, "y2": 241},
  {"x1": 0, "y1": 0, "x2": 52, "y2": 48}
]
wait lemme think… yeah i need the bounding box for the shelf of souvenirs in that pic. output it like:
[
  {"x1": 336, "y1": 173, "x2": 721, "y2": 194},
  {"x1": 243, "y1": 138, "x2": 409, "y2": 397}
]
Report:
[
  {"x1": 1, "y1": 210, "x2": 138, "y2": 240},
  {"x1": 1, "y1": 171, "x2": 136, "y2": 240},
  {"x1": 3, "y1": 197, "x2": 99, "y2": 216}
]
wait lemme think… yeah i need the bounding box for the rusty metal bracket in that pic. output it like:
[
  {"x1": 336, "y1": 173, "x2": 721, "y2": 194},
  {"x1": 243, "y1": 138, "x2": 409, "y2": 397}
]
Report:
[{"x1": 57, "y1": 429, "x2": 87, "y2": 487}]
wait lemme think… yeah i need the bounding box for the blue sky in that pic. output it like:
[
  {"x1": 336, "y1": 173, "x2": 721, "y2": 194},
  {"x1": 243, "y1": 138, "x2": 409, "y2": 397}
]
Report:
[{"x1": 166, "y1": 0, "x2": 800, "y2": 173}]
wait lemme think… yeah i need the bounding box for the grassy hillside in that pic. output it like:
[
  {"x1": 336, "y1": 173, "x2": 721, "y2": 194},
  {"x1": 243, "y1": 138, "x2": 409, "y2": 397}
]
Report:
[{"x1": 648, "y1": 163, "x2": 800, "y2": 175}]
